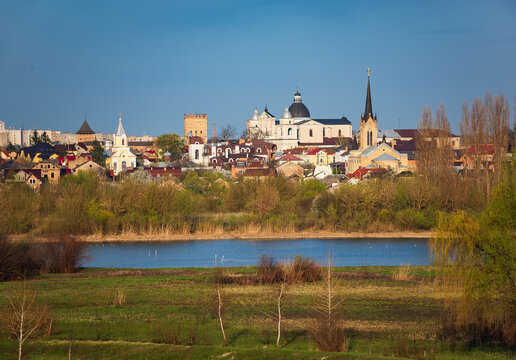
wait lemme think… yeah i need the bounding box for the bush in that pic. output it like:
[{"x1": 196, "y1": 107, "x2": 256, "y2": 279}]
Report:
[
  {"x1": 39, "y1": 235, "x2": 88, "y2": 274},
  {"x1": 0, "y1": 234, "x2": 40, "y2": 281},
  {"x1": 258, "y1": 254, "x2": 321, "y2": 284}
]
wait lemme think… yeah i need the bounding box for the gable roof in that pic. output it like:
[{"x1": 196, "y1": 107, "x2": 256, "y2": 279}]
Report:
[
  {"x1": 277, "y1": 153, "x2": 303, "y2": 162},
  {"x1": 372, "y1": 153, "x2": 399, "y2": 162},
  {"x1": 76, "y1": 120, "x2": 95, "y2": 134},
  {"x1": 313, "y1": 117, "x2": 351, "y2": 126}
]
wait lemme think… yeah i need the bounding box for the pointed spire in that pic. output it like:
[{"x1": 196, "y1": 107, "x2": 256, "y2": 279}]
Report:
[
  {"x1": 364, "y1": 70, "x2": 373, "y2": 120},
  {"x1": 115, "y1": 112, "x2": 126, "y2": 136}
]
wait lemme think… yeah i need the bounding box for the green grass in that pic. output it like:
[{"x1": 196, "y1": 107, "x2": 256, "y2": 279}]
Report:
[{"x1": 0, "y1": 267, "x2": 514, "y2": 359}]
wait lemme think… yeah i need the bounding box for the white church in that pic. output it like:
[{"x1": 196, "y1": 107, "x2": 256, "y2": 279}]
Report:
[
  {"x1": 246, "y1": 91, "x2": 352, "y2": 151},
  {"x1": 105, "y1": 113, "x2": 137, "y2": 176}
]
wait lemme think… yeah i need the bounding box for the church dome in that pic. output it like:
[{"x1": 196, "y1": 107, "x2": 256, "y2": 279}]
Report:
[
  {"x1": 288, "y1": 91, "x2": 310, "y2": 118},
  {"x1": 282, "y1": 107, "x2": 292, "y2": 119},
  {"x1": 251, "y1": 108, "x2": 259, "y2": 121}
]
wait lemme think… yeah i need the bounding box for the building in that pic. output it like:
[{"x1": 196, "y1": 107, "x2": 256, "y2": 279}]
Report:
[
  {"x1": 105, "y1": 114, "x2": 137, "y2": 176},
  {"x1": 345, "y1": 72, "x2": 409, "y2": 175},
  {"x1": 184, "y1": 113, "x2": 208, "y2": 145},
  {"x1": 246, "y1": 91, "x2": 352, "y2": 151},
  {"x1": 76, "y1": 120, "x2": 96, "y2": 143}
]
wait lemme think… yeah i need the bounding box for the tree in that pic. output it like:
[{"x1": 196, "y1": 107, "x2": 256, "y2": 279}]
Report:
[
  {"x1": 89, "y1": 140, "x2": 105, "y2": 166},
  {"x1": 6, "y1": 141, "x2": 16, "y2": 152},
  {"x1": 1, "y1": 283, "x2": 47, "y2": 360},
  {"x1": 30, "y1": 130, "x2": 40, "y2": 145},
  {"x1": 351, "y1": 135, "x2": 359, "y2": 150},
  {"x1": 40, "y1": 131, "x2": 51, "y2": 143},
  {"x1": 431, "y1": 161, "x2": 516, "y2": 345},
  {"x1": 154, "y1": 133, "x2": 184, "y2": 159},
  {"x1": 309, "y1": 255, "x2": 348, "y2": 352},
  {"x1": 247, "y1": 127, "x2": 266, "y2": 141},
  {"x1": 220, "y1": 125, "x2": 236, "y2": 140}
]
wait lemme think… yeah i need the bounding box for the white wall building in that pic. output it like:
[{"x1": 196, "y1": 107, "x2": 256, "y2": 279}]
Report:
[
  {"x1": 247, "y1": 91, "x2": 352, "y2": 151},
  {"x1": 105, "y1": 114, "x2": 137, "y2": 175}
]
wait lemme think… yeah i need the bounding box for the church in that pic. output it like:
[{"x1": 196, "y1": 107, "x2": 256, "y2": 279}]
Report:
[
  {"x1": 246, "y1": 91, "x2": 352, "y2": 151},
  {"x1": 104, "y1": 114, "x2": 137, "y2": 176},
  {"x1": 345, "y1": 72, "x2": 409, "y2": 175}
]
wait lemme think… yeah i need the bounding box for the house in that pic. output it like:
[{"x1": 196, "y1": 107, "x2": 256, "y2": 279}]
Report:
[
  {"x1": 277, "y1": 161, "x2": 304, "y2": 178},
  {"x1": 18, "y1": 143, "x2": 58, "y2": 163},
  {"x1": 72, "y1": 160, "x2": 106, "y2": 178},
  {"x1": 232, "y1": 159, "x2": 266, "y2": 179},
  {"x1": 276, "y1": 153, "x2": 304, "y2": 165},
  {"x1": 32, "y1": 160, "x2": 60, "y2": 184},
  {"x1": 242, "y1": 168, "x2": 276, "y2": 180},
  {"x1": 313, "y1": 165, "x2": 332, "y2": 179}
]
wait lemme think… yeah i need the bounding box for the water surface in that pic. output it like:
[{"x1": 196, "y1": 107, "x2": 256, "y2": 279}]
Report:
[{"x1": 83, "y1": 238, "x2": 430, "y2": 268}]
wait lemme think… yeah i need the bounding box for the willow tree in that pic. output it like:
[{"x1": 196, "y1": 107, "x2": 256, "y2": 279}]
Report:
[{"x1": 431, "y1": 161, "x2": 516, "y2": 345}]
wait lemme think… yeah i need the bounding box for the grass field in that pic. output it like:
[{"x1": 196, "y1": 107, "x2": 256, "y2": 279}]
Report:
[{"x1": 0, "y1": 266, "x2": 514, "y2": 359}]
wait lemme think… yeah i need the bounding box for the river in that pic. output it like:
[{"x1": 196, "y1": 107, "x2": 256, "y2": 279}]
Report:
[{"x1": 83, "y1": 238, "x2": 430, "y2": 268}]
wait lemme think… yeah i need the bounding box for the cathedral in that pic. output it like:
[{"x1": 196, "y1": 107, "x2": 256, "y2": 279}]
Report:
[
  {"x1": 345, "y1": 72, "x2": 409, "y2": 174},
  {"x1": 246, "y1": 91, "x2": 352, "y2": 151}
]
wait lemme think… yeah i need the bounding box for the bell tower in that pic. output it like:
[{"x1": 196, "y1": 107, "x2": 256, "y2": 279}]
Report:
[{"x1": 359, "y1": 68, "x2": 378, "y2": 149}]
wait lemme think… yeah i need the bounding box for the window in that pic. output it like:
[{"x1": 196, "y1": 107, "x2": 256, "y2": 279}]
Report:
[
  {"x1": 51, "y1": 173, "x2": 54, "y2": 178},
  {"x1": 288, "y1": 128, "x2": 292, "y2": 136},
  {"x1": 323, "y1": 128, "x2": 325, "y2": 137},
  {"x1": 338, "y1": 129, "x2": 342, "y2": 137},
  {"x1": 257, "y1": 148, "x2": 262, "y2": 153},
  {"x1": 195, "y1": 149, "x2": 199, "y2": 159},
  {"x1": 122, "y1": 161, "x2": 127, "y2": 170},
  {"x1": 309, "y1": 129, "x2": 313, "y2": 137},
  {"x1": 122, "y1": 139, "x2": 124, "y2": 146}
]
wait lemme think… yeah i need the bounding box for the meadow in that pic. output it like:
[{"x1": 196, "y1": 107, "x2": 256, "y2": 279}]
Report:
[{"x1": 0, "y1": 266, "x2": 514, "y2": 360}]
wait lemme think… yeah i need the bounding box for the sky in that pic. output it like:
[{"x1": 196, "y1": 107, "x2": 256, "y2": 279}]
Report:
[{"x1": 0, "y1": 0, "x2": 515, "y2": 137}]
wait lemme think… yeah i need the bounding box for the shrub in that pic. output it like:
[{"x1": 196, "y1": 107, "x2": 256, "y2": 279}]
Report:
[{"x1": 39, "y1": 235, "x2": 88, "y2": 273}]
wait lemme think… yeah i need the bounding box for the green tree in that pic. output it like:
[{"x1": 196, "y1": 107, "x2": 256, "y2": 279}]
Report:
[
  {"x1": 30, "y1": 130, "x2": 40, "y2": 145},
  {"x1": 40, "y1": 131, "x2": 51, "y2": 143},
  {"x1": 154, "y1": 133, "x2": 184, "y2": 159},
  {"x1": 6, "y1": 141, "x2": 16, "y2": 152},
  {"x1": 431, "y1": 160, "x2": 516, "y2": 345},
  {"x1": 89, "y1": 140, "x2": 105, "y2": 165}
]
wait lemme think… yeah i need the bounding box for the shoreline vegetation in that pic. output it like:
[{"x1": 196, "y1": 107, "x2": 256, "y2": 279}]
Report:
[{"x1": 11, "y1": 230, "x2": 433, "y2": 243}]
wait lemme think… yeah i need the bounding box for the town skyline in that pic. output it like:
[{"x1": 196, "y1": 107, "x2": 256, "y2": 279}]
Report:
[{"x1": 1, "y1": 0, "x2": 515, "y2": 136}]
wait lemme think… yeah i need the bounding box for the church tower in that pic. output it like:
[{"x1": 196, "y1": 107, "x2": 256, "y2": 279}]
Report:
[
  {"x1": 114, "y1": 112, "x2": 128, "y2": 148},
  {"x1": 359, "y1": 69, "x2": 378, "y2": 149}
]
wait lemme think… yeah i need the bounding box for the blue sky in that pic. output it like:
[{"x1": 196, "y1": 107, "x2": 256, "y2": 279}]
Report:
[{"x1": 1, "y1": 0, "x2": 515, "y2": 137}]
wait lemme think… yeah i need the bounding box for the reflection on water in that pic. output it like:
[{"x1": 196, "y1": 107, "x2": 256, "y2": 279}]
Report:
[{"x1": 83, "y1": 238, "x2": 430, "y2": 268}]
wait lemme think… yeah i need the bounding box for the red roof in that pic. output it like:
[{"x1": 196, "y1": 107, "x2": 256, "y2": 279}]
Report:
[
  {"x1": 189, "y1": 136, "x2": 204, "y2": 144},
  {"x1": 307, "y1": 148, "x2": 323, "y2": 156},
  {"x1": 348, "y1": 167, "x2": 386, "y2": 180},
  {"x1": 278, "y1": 153, "x2": 303, "y2": 162},
  {"x1": 467, "y1": 144, "x2": 495, "y2": 156}
]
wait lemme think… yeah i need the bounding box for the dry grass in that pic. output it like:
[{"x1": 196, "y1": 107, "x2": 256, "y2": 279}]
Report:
[{"x1": 393, "y1": 265, "x2": 414, "y2": 281}]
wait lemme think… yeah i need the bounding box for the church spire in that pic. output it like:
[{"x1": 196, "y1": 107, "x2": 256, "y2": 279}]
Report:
[{"x1": 364, "y1": 68, "x2": 373, "y2": 120}]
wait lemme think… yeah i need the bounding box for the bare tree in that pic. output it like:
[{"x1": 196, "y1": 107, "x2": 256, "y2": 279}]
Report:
[
  {"x1": 220, "y1": 125, "x2": 236, "y2": 140},
  {"x1": 276, "y1": 280, "x2": 286, "y2": 348},
  {"x1": 308, "y1": 255, "x2": 348, "y2": 352},
  {"x1": 460, "y1": 92, "x2": 510, "y2": 200},
  {"x1": 246, "y1": 127, "x2": 267, "y2": 141},
  {"x1": 2, "y1": 283, "x2": 47, "y2": 360},
  {"x1": 216, "y1": 283, "x2": 227, "y2": 346}
]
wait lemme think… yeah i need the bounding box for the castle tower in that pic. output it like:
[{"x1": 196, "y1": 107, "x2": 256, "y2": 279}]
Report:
[
  {"x1": 359, "y1": 69, "x2": 378, "y2": 149},
  {"x1": 184, "y1": 113, "x2": 208, "y2": 144}
]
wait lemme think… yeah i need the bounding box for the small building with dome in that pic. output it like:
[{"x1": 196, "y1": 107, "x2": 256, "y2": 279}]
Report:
[{"x1": 246, "y1": 91, "x2": 352, "y2": 151}]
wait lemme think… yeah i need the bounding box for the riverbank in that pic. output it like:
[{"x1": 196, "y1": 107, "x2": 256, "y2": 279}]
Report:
[{"x1": 11, "y1": 230, "x2": 433, "y2": 243}]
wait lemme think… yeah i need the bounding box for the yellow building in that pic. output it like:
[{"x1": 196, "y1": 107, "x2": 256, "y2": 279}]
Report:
[
  {"x1": 346, "y1": 71, "x2": 409, "y2": 175},
  {"x1": 184, "y1": 113, "x2": 208, "y2": 145},
  {"x1": 32, "y1": 160, "x2": 61, "y2": 183}
]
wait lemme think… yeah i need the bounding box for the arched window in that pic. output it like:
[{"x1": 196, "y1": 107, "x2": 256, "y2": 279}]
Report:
[
  {"x1": 122, "y1": 161, "x2": 127, "y2": 170},
  {"x1": 309, "y1": 129, "x2": 313, "y2": 137},
  {"x1": 257, "y1": 148, "x2": 262, "y2": 153},
  {"x1": 288, "y1": 128, "x2": 292, "y2": 136},
  {"x1": 323, "y1": 128, "x2": 325, "y2": 137},
  {"x1": 122, "y1": 139, "x2": 124, "y2": 146},
  {"x1": 195, "y1": 149, "x2": 199, "y2": 159},
  {"x1": 297, "y1": 129, "x2": 299, "y2": 138},
  {"x1": 338, "y1": 129, "x2": 342, "y2": 137}
]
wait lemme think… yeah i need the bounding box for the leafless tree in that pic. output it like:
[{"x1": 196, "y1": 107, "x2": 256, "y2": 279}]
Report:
[
  {"x1": 460, "y1": 92, "x2": 510, "y2": 200},
  {"x1": 2, "y1": 283, "x2": 47, "y2": 360},
  {"x1": 276, "y1": 280, "x2": 286, "y2": 348},
  {"x1": 216, "y1": 283, "x2": 227, "y2": 346},
  {"x1": 308, "y1": 255, "x2": 348, "y2": 352},
  {"x1": 246, "y1": 127, "x2": 267, "y2": 141},
  {"x1": 220, "y1": 125, "x2": 236, "y2": 140}
]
